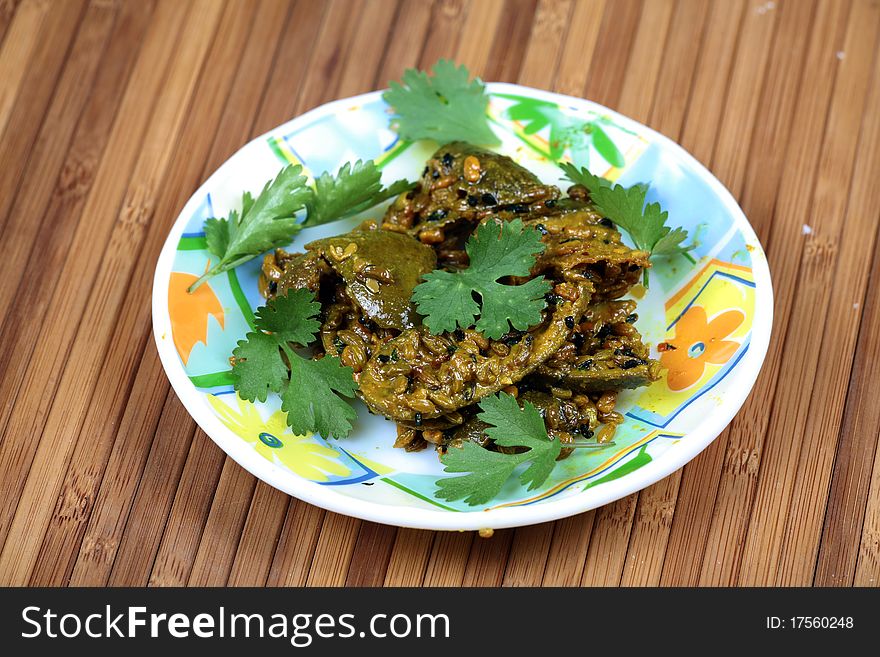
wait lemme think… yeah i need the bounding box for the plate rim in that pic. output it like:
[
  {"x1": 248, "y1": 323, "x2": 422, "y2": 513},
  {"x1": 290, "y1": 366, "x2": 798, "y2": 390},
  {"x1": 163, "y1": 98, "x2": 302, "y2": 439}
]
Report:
[{"x1": 152, "y1": 82, "x2": 774, "y2": 531}]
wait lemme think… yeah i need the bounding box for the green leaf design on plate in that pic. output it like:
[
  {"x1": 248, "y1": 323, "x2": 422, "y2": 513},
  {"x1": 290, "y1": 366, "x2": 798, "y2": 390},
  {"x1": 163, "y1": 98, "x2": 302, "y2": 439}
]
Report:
[
  {"x1": 583, "y1": 445, "x2": 652, "y2": 490},
  {"x1": 591, "y1": 123, "x2": 625, "y2": 168},
  {"x1": 503, "y1": 95, "x2": 625, "y2": 167}
]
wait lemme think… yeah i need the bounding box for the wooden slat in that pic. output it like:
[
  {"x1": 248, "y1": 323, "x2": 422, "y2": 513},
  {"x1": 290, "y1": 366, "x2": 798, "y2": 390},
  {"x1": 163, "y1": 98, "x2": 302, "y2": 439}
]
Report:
[
  {"x1": 541, "y1": 512, "x2": 595, "y2": 586},
  {"x1": 554, "y1": 0, "x2": 606, "y2": 97},
  {"x1": 775, "y1": 17, "x2": 880, "y2": 583},
  {"x1": 0, "y1": 0, "x2": 115, "y2": 322},
  {"x1": 499, "y1": 526, "x2": 546, "y2": 587},
  {"x1": 0, "y1": 0, "x2": 198, "y2": 583},
  {"x1": 484, "y1": 0, "x2": 538, "y2": 83},
  {"x1": 854, "y1": 248, "x2": 880, "y2": 586},
  {"x1": 0, "y1": 0, "x2": 50, "y2": 139},
  {"x1": 294, "y1": 0, "x2": 369, "y2": 114},
  {"x1": 374, "y1": 0, "x2": 433, "y2": 83},
  {"x1": 0, "y1": 0, "x2": 22, "y2": 47},
  {"x1": 658, "y1": 444, "x2": 727, "y2": 584},
  {"x1": 264, "y1": 502, "x2": 323, "y2": 586},
  {"x1": 645, "y1": 0, "x2": 712, "y2": 139},
  {"x1": 344, "y1": 523, "x2": 398, "y2": 587},
  {"x1": 0, "y1": 0, "x2": 152, "y2": 415},
  {"x1": 384, "y1": 529, "x2": 434, "y2": 586},
  {"x1": 581, "y1": 0, "x2": 643, "y2": 106},
  {"x1": 452, "y1": 0, "x2": 504, "y2": 75},
  {"x1": 580, "y1": 494, "x2": 637, "y2": 586},
  {"x1": 6, "y1": 2, "x2": 156, "y2": 586},
  {"x1": 0, "y1": 3, "x2": 102, "y2": 433},
  {"x1": 186, "y1": 458, "x2": 257, "y2": 586},
  {"x1": 336, "y1": 0, "x2": 400, "y2": 97},
  {"x1": 413, "y1": 0, "x2": 473, "y2": 77},
  {"x1": 247, "y1": 0, "x2": 328, "y2": 135},
  {"x1": 711, "y1": 0, "x2": 784, "y2": 194},
  {"x1": 34, "y1": 0, "x2": 258, "y2": 588},
  {"x1": 698, "y1": 0, "x2": 818, "y2": 586},
  {"x1": 816, "y1": 49, "x2": 880, "y2": 586},
  {"x1": 30, "y1": 0, "x2": 253, "y2": 588},
  {"x1": 614, "y1": 0, "x2": 675, "y2": 119},
  {"x1": 226, "y1": 483, "x2": 289, "y2": 586},
  {"x1": 462, "y1": 529, "x2": 513, "y2": 587},
  {"x1": 422, "y1": 532, "x2": 473, "y2": 586},
  {"x1": 147, "y1": 431, "x2": 226, "y2": 587},
  {"x1": 0, "y1": 0, "x2": 86, "y2": 239},
  {"x1": 305, "y1": 513, "x2": 361, "y2": 586},
  {"x1": 62, "y1": 7, "x2": 231, "y2": 587},
  {"x1": 739, "y1": 0, "x2": 878, "y2": 585},
  {"x1": 516, "y1": 0, "x2": 574, "y2": 88},
  {"x1": 104, "y1": 395, "x2": 197, "y2": 586},
  {"x1": 677, "y1": 0, "x2": 746, "y2": 166},
  {"x1": 620, "y1": 477, "x2": 678, "y2": 586}
]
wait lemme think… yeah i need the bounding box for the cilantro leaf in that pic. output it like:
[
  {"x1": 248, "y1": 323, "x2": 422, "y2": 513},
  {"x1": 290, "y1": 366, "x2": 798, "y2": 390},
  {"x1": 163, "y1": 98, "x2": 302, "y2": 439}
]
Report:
[
  {"x1": 231, "y1": 289, "x2": 358, "y2": 439},
  {"x1": 282, "y1": 356, "x2": 358, "y2": 439},
  {"x1": 560, "y1": 163, "x2": 691, "y2": 255},
  {"x1": 476, "y1": 390, "x2": 560, "y2": 489},
  {"x1": 652, "y1": 226, "x2": 691, "y2": 256},
  {"x1": 435, "y1": 392, "x2": 561, "y2": 505},
  {"x1": 434, "y1": 443, "x2": 521, "y2": 506},
  {"x1": 558, "y1": 162, "x2": 611, "y2": 192},
  {"x1": 560, "y1": 163, "x2": 694, "y2": 284},
  {"x1": 224, "y1": 168, "x2": 312, "y2": 258},
  {"x1": 205, "y1": 191, "x2": 258, "y2": 261},
  {"x1": 304, "y1": 159, "x2": 413, "y2": 227},
  {"x1": 204, "y1": 214, "x2": 231, "y2": 258},
  {"x1": 411, "y1": 219, "x2": 550, "y2": 339},
  {"x1": 253, "y1": 289, "x2": 321, "y2": 344},
  {"x1": 592, "y1": 185, "x2": 660, "y2": 249},
  {"x1": 190, "y1": 160, "x2": 414, "y2": 292},
  {"x1": 477, "y1": 390, "x2": 548, "y2": 445},
  {"x1": 230, "y1": 331, "x2": 290, "y2": 403},
  {"x1": 191, "y1": 164, "x2": 312, "y2": 291},
  {"x1": 383, "y1": 59, "x2": 499, "y2": 145}
]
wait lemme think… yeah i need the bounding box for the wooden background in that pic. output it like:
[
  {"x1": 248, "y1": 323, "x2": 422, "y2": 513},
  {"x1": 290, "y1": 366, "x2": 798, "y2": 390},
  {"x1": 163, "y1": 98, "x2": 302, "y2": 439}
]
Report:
[{"x1": 0, "y1": 0, "x2": 879, "y2": 588}]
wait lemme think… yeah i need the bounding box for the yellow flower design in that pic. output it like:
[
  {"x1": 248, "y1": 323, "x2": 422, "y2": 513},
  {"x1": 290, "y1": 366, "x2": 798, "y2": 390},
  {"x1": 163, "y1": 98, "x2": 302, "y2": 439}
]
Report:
[
  {"x1": 208, "y1": 394, "x2": 351, "y2": 482},
  {"x1": 660, "y1": 306, "x2": 744, "y2": 391}
]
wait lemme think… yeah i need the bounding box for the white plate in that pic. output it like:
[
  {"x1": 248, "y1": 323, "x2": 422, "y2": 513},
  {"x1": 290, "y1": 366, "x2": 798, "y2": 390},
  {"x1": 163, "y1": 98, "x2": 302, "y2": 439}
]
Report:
[{"x1": 152, "y1": 83, "x2": 773, "y2": 530}]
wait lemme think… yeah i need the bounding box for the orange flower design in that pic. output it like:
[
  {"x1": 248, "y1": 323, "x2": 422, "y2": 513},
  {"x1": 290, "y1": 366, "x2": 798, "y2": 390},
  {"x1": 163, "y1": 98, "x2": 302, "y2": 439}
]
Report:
[
  {"x1": 168, "y1": 272, "x2": 224, "y2": 364},
  {"x1": 660, "y1": 306, "x2": 744, "y2": 391}
]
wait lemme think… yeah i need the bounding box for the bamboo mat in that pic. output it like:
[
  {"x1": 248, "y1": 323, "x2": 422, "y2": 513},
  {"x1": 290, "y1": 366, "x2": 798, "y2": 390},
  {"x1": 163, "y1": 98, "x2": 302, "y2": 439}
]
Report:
[{"x1": 0, "y1": 0, "x2": 878, "y2": 587}]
